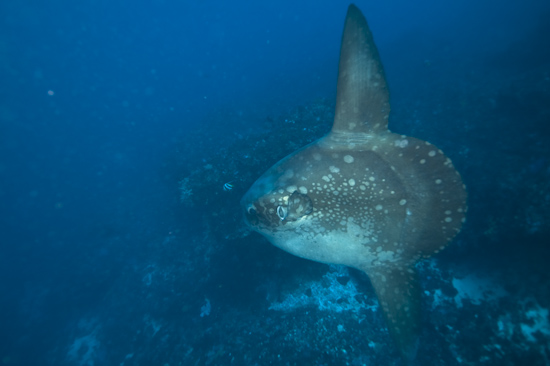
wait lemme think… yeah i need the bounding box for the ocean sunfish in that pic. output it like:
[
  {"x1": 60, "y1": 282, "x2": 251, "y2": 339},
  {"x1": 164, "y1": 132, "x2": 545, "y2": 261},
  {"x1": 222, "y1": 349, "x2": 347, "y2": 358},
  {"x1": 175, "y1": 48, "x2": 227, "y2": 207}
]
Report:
[{"x1": 241, "y1": 4, "x2": 467, "y2": 361}]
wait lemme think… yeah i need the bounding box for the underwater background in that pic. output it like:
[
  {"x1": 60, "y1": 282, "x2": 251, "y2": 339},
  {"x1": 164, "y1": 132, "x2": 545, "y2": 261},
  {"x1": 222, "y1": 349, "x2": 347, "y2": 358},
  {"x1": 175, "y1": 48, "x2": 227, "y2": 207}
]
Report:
[{"x1": 1, "y1": 0, "x2": 550, "y2": 365}]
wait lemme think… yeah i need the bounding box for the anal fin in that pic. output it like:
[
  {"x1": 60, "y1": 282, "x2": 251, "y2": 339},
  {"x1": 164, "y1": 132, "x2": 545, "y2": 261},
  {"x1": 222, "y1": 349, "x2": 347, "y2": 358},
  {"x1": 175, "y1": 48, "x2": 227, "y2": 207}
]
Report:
[{"x1": 365, "y1": 264, "x2": 421, "y2": 362}]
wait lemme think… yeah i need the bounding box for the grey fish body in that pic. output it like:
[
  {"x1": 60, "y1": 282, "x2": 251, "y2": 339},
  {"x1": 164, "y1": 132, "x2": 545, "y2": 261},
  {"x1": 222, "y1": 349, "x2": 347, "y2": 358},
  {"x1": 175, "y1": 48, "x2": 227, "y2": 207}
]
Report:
[{"x1": 241, "y1": 4, "x2": 467, "y2": 362}]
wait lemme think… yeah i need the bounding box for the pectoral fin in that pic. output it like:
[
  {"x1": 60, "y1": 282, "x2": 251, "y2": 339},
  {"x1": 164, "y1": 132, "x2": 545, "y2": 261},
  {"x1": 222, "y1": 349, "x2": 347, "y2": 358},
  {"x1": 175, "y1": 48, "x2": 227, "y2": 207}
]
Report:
[{"x1": 366, "y1": 265, "x2": 421, "y2": 362}]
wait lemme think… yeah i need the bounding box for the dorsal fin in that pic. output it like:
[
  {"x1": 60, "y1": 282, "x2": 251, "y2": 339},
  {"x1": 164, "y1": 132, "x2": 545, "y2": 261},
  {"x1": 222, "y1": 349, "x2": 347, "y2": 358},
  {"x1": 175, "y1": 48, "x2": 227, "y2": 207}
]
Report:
[{"x1": 331, "y1": 4, "x2": 390, "y2": 137}]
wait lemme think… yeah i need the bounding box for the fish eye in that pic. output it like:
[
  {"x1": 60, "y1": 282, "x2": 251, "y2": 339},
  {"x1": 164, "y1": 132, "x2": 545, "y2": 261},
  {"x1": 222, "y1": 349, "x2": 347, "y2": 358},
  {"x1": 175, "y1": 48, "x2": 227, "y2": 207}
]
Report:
[{"x1": 276, "y1": 205, "x2": 288, "y2": 221}]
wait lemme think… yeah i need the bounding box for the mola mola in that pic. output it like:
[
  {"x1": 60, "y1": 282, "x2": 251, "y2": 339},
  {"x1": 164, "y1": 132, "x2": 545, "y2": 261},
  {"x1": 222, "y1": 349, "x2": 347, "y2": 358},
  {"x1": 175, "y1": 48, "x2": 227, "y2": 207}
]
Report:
[{"x1": 241, "y1": 4, "x2": 467, "y2": 361}]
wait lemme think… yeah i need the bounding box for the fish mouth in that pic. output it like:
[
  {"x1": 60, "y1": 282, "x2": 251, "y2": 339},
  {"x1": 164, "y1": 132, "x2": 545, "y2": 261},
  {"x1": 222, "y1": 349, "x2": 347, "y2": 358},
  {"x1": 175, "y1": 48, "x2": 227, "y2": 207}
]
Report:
[
  {"x1": 243, "y1": 204, "x2": 260, "y2": 227},
  {"x1": 240, "y1": 195, "x2": 259, "y2": 227}
]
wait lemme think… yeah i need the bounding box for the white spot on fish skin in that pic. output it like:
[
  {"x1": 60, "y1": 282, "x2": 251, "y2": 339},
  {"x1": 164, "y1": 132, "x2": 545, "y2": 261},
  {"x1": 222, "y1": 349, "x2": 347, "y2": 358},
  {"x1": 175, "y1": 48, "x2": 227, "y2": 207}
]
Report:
[
  {"x1": 375, "y1": 205, "x2": 383, "y2": 211},
  {"x1": 445, "y1": 217, "x2": 453, "y2": 223},
  {"x1": 428, "y1": 150, "x2": 437, "y2": 157},
  {"x1": 299, "y1": 186, "x2": 308, "y2": 194},
  {"x1": 333, "y1": 190, "x2": 339, "y2": 196},
  {"x1": 369, "y1": 177, "x2": 375, "y2": 182},
  {"x1": 329, "y1": 166, "x2": 340, "y2": 173},
  {"x1": 322, "y1": 176, "x2": 330, "y2": 182},
  {"x1": 394, "y1": 139, "x2": 409, "y2": 148},
  {"x1": 420, "y1": 159, "x2": 426, "y2": 164},
  {"x1": 435, "y1": 179, "x2": 442, "y2": 184},
  {"x1": 360, "y1": 185, "x2": 366, "y2": 191},
  {"x1": 283, "y1": 169, "x2": 294, "y2": 179},
  {"x1": 344, "y1": 155, "x2": 354, "y2": 163},
  {"x1": 286, "y1": 185, "x2": 297, "y2": 193},
  {"x1": 399, "y1": 199, "x2": 407, "y2": 205},
  {"x1": 348, "y1": 179, "x2": 356, "y2": 186}
]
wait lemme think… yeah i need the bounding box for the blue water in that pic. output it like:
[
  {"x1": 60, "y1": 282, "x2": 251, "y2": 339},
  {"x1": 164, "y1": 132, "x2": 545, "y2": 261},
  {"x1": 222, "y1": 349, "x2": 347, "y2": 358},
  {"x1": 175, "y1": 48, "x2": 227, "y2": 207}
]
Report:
[{"x1": 1, "y1": 1, "x2": 550, "y2": 365}]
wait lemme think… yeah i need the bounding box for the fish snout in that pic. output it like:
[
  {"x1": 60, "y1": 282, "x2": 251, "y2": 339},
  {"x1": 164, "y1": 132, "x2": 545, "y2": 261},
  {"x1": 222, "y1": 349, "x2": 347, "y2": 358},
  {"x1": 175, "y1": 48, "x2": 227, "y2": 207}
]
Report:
[{"x1": 241, "y1": 196, "x2": 260, "y2": 227}]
